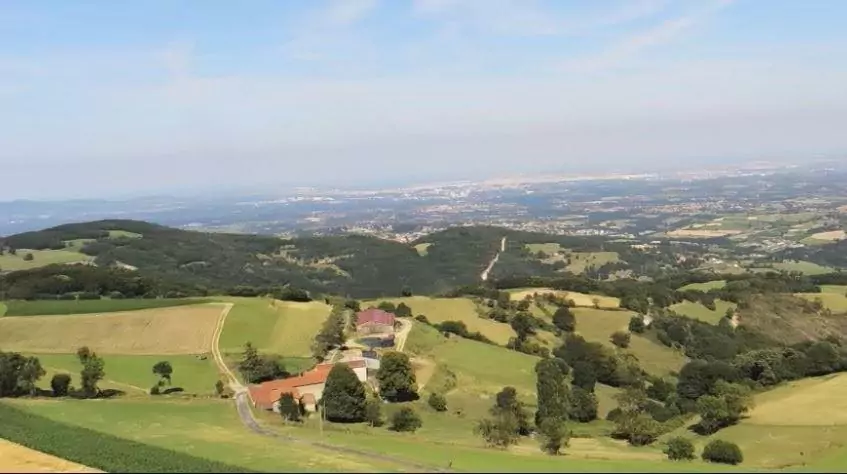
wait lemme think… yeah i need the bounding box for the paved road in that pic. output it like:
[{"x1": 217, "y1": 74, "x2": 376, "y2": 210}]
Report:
[{"x1": 213, "y1": 302, "x2": 452, "y2": 473}]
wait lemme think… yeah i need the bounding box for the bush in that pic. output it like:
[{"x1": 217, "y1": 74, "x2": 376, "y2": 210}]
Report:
[
  {"x1": 629, "y1": 315, "x2": 646, "y2": 333},
  {"x1": 50, "y1": 373, "x2": 72, "y2": 397},
  {"x1": 665, "y1": 436, "x2": 696, "y2": 461},
  {"x1": 701, "y1": 439, "x2": 743, "y2": 465},
  {"x1": 428, "y1": 392, "x2": 448, "y2": 412},
  {"x1": 610, "y1": 331, "x2": 631, "y2": 349},
  {"x1": 150, "y1": 385, "x2": 161, "y2": 395},
  {"x1": 390, "y1": 407, "x2": 422, "y2": 432}
]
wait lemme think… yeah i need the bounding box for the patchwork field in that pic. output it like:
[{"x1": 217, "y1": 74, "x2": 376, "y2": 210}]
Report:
[
  {"x1": 678, "y1": 280, "x2": 727, "y2": 291},
  {"x1": 31, "y1": 353, "x2": 220, "y2": 395},
  {"x1": 802, "y1": 229, "x2": 846, "y2": 244},
  {"x1": 0, "y1": 438, "x2": 100, "y2": 473},
  {"x1": 506, "y1": 288, "x2": 620, "y2": 309},
  {"x1": 670, "y1": 300, "x2": 737, "y2": 324},
  {"x1": 0, "y1": 248, "x2": 92, "y2": 271},
  {"x1": 0, "y1": 304, "x2": 224, "y2": 354},
  {"x1": 666, "y1": 228, "x2": 744, "y2": 238},
  {"x1": 524, "y1": 243, "x2": 620, "y2": 273},
  {"x1": 218, "y1": 298, "x2": 332, "y2": 356},
  {"x1": 572, "y1": 308, "x2": 687, "y2": 375},
  {"x1": 364, "y1": 296, "x2": 516, "y2": 345},
  {"x1": 1, "y1": 298, "x2": 205, "y2": 317}
]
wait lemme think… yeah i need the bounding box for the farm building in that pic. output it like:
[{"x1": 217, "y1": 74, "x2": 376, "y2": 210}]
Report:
[
  {"x1": 356, "y1": 308, "x2": 395, "y2": 336},
  {"x1": 248, "y1": 359, "x2": 367, "y2": 413}
]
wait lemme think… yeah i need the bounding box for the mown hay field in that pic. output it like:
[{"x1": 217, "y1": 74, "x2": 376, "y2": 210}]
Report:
[
  {"x1": 218, "y1": 298, "x2": 332, "y2": 356},
  {"x1": 1, "y1": 298, "x2": 206, "y2": 317},
  {"x1": 0, "y1": 438, "x2": 100, "y2": 473},
  {"x1": 670, "y1": 300, "x2": 737, "y2": 325},
  {"x1": 0, "y1": 304, "x2": 224, "y2": 355},
  {"x1": 0, "y1": 248, "x2": 91, "y2": 271},
  {"x1": 678, "y1": 280, "x2": 727, "y2": 291}
]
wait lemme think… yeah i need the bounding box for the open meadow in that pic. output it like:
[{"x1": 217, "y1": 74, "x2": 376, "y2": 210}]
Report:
[
  {"x1": 678, "y1": 280, "x2": 727, "y2": 291},
  {"x1": 572, "y1": 308, "x2": 687, "y2": 375},
  {"x1": 524, "y1": 243, "x2": 620, "y2": 274},
  {"x1": 506, "y1": 288, "x2": 620, "y2": 309},
  {"x1": 795, "y1": 292, "x2": 847, "y2": 312},
  {"x1": 0, "y1": 304, "x2": 224, "y2": 354},
  {"x1": 0, "y1": 398, "x2": 407, "y2": 473},
  {"x1": 0, "y1": 248, "x2": 92, "y2": 272},
  {"x1": 670, "y1": 300, "x2": 737, "y2": 325},
  {"x1": 663, "y1": 373, "x2": 847, "y2": 470},
  {"x1": 218, "y1": 297, "x2": 332, "y2": 356},
  {"x1": 364, "y1": 296, "x2": 517, "y2": 345}
]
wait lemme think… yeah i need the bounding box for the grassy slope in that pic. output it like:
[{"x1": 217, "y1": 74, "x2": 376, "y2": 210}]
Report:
[
  {"x1": 2, "y1": 298, "x2": 207, "y2": 316},
  {"x1": 664, "y1": 374, "x2": 847, "y2": 470},
  {"x1": 573, "y1": 308, "x2": 687, "y2": 376},
  {"x1": 506, "y1": 288, "x2": 620, "y2": 309},
  {"x1": 218, "y1": 297, "x2": 331, "y2": 358},
  {"x1": 820, "y1": 285, "x2": 847, "y2": 295},
  {"x1": 3, "y1": 398, "x2": 406, "y2": 472},
  {"x1": 678, "y1": 280, "x2": 727, "y2": 291},
  {"x1": 670, "y1": 300, "x2": 737, "y2": 325},
  {"x1": 771, "y1": 260, "x2": 835, "y2": 275},
  {"x1": 794, "y1": 292, "x2": 847, "y2": 312},
  {"x1": 0, "y1": 248, "x2": 91, "y2": 271},
  {"x1": 32, "y1": 353, "x2": 220, "y2": 395},
  {"x1": 365, "y1": 296, "x2": 516, "y2": 346}
]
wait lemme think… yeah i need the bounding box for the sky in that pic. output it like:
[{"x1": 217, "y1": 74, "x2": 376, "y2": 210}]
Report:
[{"x1": 2, "y1": 0, "x2": 847, "y2": 200}]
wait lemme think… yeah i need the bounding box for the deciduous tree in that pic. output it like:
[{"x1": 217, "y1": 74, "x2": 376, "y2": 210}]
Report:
[
  {"x1": 377, "y1": 351, "x2": 418, "y2": 402},
  {"x1": 323, "y1": 364, "x2": 366, "y2": 422}
]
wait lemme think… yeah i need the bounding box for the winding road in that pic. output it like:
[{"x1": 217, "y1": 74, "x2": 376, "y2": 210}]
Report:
[
  {"x1": 480, "y1": 236, "x2": 507, "y2": 281},
  {"x1": 210, "y1": 302, "x2": 451, "y2": 473}
]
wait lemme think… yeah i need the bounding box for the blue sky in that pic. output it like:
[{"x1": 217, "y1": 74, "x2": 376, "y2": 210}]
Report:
[{"x1": 2, "y1": 0, "x2": 847, "y2": 199}]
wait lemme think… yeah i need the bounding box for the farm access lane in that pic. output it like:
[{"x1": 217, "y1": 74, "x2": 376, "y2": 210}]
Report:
[{"x1": 211, "y1": 301, "x2": 452, "y2": 473}]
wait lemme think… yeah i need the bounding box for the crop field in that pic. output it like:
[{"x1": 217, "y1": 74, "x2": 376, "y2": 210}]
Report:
[
  {"x1": 0, "y1": 304, "x2": 224, "y2": 354},
  {"x1": 0, "y1": 248, "x2": 92, "y2": 271},
  {"x1": 1, "y1": 399, "x2": 404, "y2": 472},
  {"x1": 795, "y1": 292, "x2": 847, "y2": 312},
  {"x1": 364, "y1": 296, "x2": 516, "y2": 345},
  {"x1": 219, "y1": 298, "x2": 333, "y2": 356},
  {"x1": 678, "y1": 280, "x2": 727, "y2": 291},
  {"x1": 0, "y1": 438, "x2": 100, "y2": 473},
  {"x1": 506, "y1": 288, "x2": 620, "y2": 309},
  {"x1": 572, "y1": 308, "x2": 687, "y2": 375},
  {"x1": 670, "y1": 300, "x2": 737, "y2": 325},
  {"x1": 1, "y1": 298, "x2": 206, "y2": 316},
  {"x1": 667, "y1": 374, "x2": 847, "y2": 470},
  {"x1": 32, "y1": 353, "x2": 220, "y2": 395}
]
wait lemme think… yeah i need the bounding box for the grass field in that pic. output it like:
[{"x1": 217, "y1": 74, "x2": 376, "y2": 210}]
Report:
[
  {"x1": 795, "y1": 293, "x2": 847, "y2": 312},
  {"x1": 364, "y1": 296, "x2": 516, "y2": 346},
  {"x1": 572, "y1": 308, "x2": 687, "y2": 376},
  {"x1": 524, "y1": 244, "x2": 620, "y2": 274},
  {"x1": 218, "y1": 298, "x2": 332, "y2": 356},
  {"x1": 665, "y1": 373, "x2": 847, "y2": 470},
  {"x1": 0, "y1": 304, "x2": 224, "y2": 354},
  {"x1": 670, "y1": 300, "x2": 737, "y2": 325},
  {"x1": 2, "y1": 398, "x2": 406, "y2": 472},
  {"x1": 0, "y1": 438, "x2": 99, "y2": 473},
  {"x1": 1, "y1": 298, "x2": 206, "y2": 316},
  {"x1": 414, "y1": 242, "x2": 432, "y2": 256},
  {"x1": 820, "y1": 285, "x2": 847, "y2": 295},
  {"x1": 0, "y1": 248, "x2": 91, "y2": 271},
  {"x1": 678, "y1": 280, "x2": 727, "y2": 291},
  {"x1": 0, "y1": 301, "x2": 6, "y2": 316},
  {"x1": 770, "y1": 260, "x2": 835, "y2": 275},
  {"x1": 31, "y1": 353, "x2": 221, "y2": 395},
  {"x1": 506, "y1": 288, "x2": 620, "y2": 309}
]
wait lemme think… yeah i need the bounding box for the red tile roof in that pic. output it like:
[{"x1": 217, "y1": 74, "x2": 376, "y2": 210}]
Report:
[
  {"x1": 248, "y1": 359, "x2": 366, "y2": 410},
  {"x1": 356, "y1": 308, "x2": 395, "y2": 327}
]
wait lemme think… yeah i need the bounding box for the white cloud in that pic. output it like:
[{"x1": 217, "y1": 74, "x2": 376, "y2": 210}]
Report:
[{"x1": 323, "y1": 0, "x2": 379, "y2": 26}]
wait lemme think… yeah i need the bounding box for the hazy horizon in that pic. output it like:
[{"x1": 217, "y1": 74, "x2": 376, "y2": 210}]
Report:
[{"x1": 3, "y1": 0, "x2": 847, "y2": 200}]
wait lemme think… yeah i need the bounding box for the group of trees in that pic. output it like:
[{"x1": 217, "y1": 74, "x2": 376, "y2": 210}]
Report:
[
  {"x1": 311, "y1": 304, "x2": 347, "y2": 360},
  {"x1": 238, "y1": 343, "x2": 288, "y2": 384},
  {"x1": 0, "y1": 347, "x2": 105, "y2": 399}
]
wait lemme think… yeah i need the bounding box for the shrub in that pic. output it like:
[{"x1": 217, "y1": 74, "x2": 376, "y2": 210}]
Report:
[
  {"x1": 390, "y1": 407, "x2": 422, "y2": 432},
  {"x1": 365, "y1": 397, "x2": 384, "y2": 427},
  {"x1": 150, "y1": 385, "x2": 161, "y2": 395},
  {"x1": 629, "y1": 315, "x2": 646, "y2": 333},
  {"x1": 278, "y1": 393, "x2": 302, "y2": 422},
  {"x1": 701, "y1": 439, "x2": 743, "y2": 465},
  {"x1": 610, "y1": 331, "x2": 631, "y2": 349},
  {"x1": 428, "y1": 392, "x2": 448, "y2": 412},
  {"x1": 665, "y1": 436, "x2": 696, "y2": 461},
  {"x1": 50, "y1": 373, "x2": 72, "y2": 397}
]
